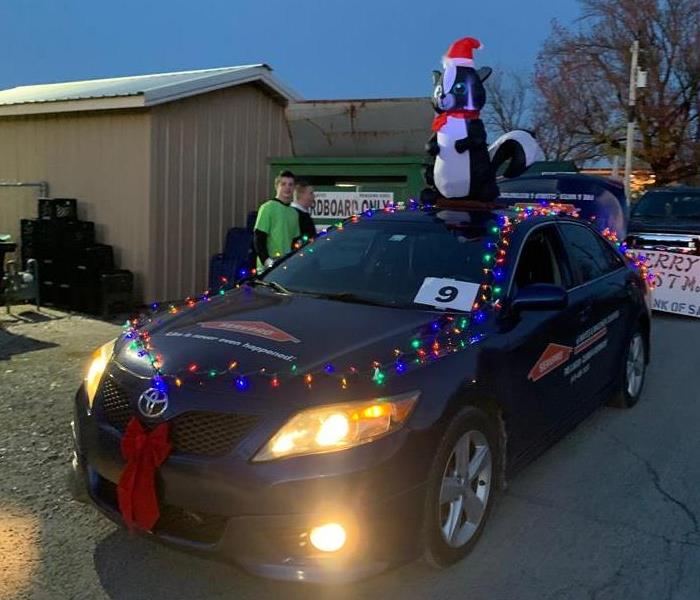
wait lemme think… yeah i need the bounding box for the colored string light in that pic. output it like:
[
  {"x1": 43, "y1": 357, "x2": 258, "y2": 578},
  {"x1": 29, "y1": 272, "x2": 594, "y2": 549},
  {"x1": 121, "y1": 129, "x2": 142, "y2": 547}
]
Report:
[
  {"x1": 372, "y1": 368, "x2": 386, "y2": 385},
  {"x1": 120, "y1": 200, "x2": 648, "y2": 395}
]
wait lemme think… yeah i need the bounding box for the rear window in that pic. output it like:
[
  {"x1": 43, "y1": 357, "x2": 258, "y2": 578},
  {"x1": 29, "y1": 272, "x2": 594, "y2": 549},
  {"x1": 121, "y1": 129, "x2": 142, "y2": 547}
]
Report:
[
  {"x1": 498, "y1": 178, "x2": 559, "y2": 200},
  {"x1": 633, "y1": 192, "x2": 700, "y2": 218}
]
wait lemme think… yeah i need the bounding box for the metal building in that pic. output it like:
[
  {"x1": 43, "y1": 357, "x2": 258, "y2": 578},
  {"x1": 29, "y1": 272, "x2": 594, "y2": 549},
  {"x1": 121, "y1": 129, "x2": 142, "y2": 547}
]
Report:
[{"x1": 0, "y1": 65, "x2": 296, "y2": 303}]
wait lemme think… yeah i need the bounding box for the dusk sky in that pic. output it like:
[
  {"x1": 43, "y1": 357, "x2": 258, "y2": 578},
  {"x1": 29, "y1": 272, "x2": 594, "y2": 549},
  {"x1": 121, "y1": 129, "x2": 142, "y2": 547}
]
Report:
[{"x1": 0, "y1": 0, "x2": 581, "y2": 99}]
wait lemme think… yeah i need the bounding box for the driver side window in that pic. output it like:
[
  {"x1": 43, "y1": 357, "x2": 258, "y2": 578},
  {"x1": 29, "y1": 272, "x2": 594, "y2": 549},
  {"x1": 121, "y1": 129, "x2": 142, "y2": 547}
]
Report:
[{"x1": 512, "y1": 226, "x2": 568, "y2": 295}]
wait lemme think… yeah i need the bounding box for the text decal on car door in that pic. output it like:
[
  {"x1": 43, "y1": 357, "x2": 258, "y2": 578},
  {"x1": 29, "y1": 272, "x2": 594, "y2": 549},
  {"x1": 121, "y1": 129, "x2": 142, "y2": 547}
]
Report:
[{"x1": 528, "y1": 310, "x2": 620, "y2": 383}]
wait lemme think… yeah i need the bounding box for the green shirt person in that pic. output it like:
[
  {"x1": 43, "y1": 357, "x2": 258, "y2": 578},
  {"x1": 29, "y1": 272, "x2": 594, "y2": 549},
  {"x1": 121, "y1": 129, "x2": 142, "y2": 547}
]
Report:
[{"x1": 253, "y1": 170, "x2": 300, "y2": 271}]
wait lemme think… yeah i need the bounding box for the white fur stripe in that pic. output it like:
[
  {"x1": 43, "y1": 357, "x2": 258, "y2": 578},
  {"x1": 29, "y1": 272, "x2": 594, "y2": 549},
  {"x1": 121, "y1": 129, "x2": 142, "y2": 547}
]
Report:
[{"x1": 443, "y1": 58, "x2": 475, "y2": 67}]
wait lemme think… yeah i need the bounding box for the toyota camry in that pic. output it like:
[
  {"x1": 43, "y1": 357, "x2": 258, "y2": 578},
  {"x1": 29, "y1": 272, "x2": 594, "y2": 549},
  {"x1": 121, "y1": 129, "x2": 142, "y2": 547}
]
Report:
[{"x1": 70, "y1": 201, "x2": 652, "y2": 583}]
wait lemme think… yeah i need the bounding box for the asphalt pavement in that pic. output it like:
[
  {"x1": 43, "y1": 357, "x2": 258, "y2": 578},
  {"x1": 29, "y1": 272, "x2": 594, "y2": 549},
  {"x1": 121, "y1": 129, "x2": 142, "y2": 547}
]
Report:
[{"x1": 1, "y1": 311, "x2": 699, "y2": 599}]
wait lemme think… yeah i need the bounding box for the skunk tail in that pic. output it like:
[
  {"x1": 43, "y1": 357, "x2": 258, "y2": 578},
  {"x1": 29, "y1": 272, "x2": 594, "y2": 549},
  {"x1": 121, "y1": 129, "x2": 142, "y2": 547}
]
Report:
[{"x1": 488, "y1": 130, "x2": 545, "y2": 179}]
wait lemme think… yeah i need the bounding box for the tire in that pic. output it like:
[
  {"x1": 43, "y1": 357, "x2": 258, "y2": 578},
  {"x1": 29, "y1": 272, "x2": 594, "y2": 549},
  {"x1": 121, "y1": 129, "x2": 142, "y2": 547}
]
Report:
[
  {"x1": 609, "y1": 326, "x2": 647, "y2": 408},
  {"x1": 422, "y1": 407, "x2": 498, "y2": 568}
]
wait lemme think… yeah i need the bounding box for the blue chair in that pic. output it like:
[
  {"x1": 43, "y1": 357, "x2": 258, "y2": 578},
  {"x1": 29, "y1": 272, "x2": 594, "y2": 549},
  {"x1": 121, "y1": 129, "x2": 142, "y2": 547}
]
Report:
[{"x1": 208, "y1": 211, "x2": 258, "y2": 290}]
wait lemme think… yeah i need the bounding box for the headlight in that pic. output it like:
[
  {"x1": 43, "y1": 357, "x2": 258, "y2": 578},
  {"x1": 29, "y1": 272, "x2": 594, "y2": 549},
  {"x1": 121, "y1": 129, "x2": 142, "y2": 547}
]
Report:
[
  {"x1": 85, "y1": 338, "x2": 117, "y2": 409},
  {"x1": 253, "y1": 391, "x2": 420, "y2": 462}
]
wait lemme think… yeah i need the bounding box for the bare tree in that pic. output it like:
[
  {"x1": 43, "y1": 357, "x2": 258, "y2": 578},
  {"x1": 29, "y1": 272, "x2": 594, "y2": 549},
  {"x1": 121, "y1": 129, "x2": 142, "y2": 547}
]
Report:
[
  {"x1": 536, "y1": 0, "x2": 700, "y2": 184},
  {"x1": 531, "y1": 106, "x2": 601, "y2": 162},
  {"x1": 483, "y1": 71, "x2": 530, "y2": 134},
  {"x1": 484, "y1": 70, "x2": 599, "y2": 162}
]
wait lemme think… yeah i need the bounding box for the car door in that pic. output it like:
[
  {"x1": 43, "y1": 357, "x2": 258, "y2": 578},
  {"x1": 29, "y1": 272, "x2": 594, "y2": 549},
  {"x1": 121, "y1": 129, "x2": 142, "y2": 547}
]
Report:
[
  {"x1": 496, "y1": 223, "x2": 590, "y2": 455},
  {"x1": 557, "y1": 222, "x2": 630, "y2": 410}
]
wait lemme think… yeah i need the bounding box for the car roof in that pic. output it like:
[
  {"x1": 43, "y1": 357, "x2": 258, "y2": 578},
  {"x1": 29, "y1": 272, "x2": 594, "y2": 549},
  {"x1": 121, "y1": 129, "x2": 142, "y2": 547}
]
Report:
[
  {"x1": 500, "y1": 172, "x2": 624, "y2": 191},
  {"x1": 360, "y1": 204, "x2": 592, "y2": 232}
]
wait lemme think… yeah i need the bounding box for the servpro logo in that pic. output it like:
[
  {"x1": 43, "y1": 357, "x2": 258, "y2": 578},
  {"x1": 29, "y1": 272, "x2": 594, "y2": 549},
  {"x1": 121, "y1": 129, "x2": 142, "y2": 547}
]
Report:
[
  {"x1": 199, "y1": 321, "x2": 300, "y2": 343},
  {"x1": 527, "y1": 343, "x2": 573, "y2": 382}
]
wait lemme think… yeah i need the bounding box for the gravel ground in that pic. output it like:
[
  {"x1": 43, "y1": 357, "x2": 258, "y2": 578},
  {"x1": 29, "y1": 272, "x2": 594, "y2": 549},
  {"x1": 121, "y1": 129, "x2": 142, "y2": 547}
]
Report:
[{"x1": 0, "y1": 307, "x2": 122, "y2": 600}]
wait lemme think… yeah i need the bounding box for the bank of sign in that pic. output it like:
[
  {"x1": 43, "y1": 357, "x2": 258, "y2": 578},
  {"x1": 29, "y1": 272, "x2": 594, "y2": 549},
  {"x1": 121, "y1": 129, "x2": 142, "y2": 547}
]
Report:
[
  {"x1": 628, "y1": 249, "x2": 700, "y2": 318},
  {"x1": 311, "y1": 191, "x2": 395, "y2": 220}
]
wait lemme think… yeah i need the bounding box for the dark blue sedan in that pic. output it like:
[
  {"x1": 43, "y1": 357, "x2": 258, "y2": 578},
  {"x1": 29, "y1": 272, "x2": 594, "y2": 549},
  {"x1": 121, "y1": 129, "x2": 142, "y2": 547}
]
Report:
[{"x1": 70, "y1": 202, "x2": 651, "y2": 583}]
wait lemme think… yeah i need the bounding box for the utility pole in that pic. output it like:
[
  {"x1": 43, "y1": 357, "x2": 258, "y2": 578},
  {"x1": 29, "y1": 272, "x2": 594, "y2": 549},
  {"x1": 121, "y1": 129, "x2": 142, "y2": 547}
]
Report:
[{"x1": 624, "y1": 39, "x2": 639, "y2": 199}]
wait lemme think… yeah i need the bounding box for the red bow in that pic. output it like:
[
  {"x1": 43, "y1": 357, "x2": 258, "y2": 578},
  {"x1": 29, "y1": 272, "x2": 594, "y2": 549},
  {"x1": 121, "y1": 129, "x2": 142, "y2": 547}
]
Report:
[
  {"x1": 117, "y1": 417, "x2": 172, "y2": 531},
  {"x1": 432, "y1": 110, "x2": 481, "y2": 132}
]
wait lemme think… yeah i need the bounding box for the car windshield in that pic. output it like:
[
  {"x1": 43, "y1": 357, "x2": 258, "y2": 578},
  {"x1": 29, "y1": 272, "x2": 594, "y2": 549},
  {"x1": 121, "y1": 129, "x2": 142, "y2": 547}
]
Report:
[
  {"x1": 261, "y1": 211, "x2": 496, "y2": 310},
  {"x1": 633, "y1": 192, "x2": 700, "y2": 218}
]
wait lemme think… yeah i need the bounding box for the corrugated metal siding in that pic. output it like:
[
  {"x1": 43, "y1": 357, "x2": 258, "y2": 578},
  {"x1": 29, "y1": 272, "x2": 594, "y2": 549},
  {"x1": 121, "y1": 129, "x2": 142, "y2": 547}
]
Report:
[
  {"x1": 0, "y1": 187, "x2": 38, "y2": 258},
  {"x1": 0, "y1": 110, "x2": 151, "y2": 299},
  {"x1": 0, "y1": 66, "x2": 260, "y2": 106},
  {"x1": 150, "y1": 84, "x2": 292, "y2": 301}
]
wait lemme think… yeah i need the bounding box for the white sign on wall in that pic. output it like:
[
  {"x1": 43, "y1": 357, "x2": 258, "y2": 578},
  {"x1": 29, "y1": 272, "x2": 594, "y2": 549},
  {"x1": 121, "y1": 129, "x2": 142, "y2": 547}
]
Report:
[
  {"x1": 311, "y1": 191, "x2": 394, "y2": 220},
  {"x1": 629, "y1": 249, "x2": 700, "y2": 318}
]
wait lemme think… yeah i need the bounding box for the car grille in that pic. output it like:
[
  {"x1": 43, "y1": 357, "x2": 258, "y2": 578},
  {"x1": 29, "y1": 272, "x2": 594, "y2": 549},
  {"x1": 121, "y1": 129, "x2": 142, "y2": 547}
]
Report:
[
  {"x1": 96, "y1": 378, "x2": 260, "y2": 457},
  {"x1": 94, "y1": 475, "x2": 227, "y2": 544},
  {"x1": 154, "y1": 503, "x2": 228, "y2": 544},
  {"x1": 627, "y1": 231, "x2": 699, "y2": 254},
  {"x1": 100, "y1": 378, "x2": 134, "y2": 430}
]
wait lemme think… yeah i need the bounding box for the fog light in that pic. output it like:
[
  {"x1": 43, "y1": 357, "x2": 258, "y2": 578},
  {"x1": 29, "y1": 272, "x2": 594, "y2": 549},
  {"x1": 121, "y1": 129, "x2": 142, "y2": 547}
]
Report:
[{"x1": 309, "y1": 523, "x2": 346, "y2": 553}]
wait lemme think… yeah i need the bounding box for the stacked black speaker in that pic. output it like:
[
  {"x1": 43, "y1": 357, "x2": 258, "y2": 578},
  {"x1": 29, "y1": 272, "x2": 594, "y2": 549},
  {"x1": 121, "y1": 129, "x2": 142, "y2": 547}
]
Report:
[{"x1": 21, "y1": 198, "x2": 134, "y2": 315}]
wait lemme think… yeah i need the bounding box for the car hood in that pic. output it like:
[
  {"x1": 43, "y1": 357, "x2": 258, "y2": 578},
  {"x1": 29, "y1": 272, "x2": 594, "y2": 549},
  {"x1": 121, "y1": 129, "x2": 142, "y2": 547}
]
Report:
[
  {"x1": 114, "y1": 286, "x2": 454, "y2": 395},
  {"x1": 628, "y1": 217, "x2": 700, "y2": 236}
]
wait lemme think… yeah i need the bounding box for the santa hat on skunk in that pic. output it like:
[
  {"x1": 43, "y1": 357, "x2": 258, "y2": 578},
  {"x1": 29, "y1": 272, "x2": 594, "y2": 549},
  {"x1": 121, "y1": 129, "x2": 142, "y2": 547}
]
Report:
[{"x1": 443, "y1": 37, "x2": 482, "y2": 67}]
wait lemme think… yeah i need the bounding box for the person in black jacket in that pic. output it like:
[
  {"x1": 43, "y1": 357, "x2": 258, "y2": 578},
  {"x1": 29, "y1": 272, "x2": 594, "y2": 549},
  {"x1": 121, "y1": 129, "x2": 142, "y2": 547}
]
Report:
[{"x1": 291, "y1": 180, "x2": 317, "y2": 245}]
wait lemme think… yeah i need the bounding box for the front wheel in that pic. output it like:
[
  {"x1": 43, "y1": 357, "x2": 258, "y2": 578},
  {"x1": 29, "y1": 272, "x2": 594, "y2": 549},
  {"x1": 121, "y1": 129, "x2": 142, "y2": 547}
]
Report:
[
  {"x1": 609, "y1": 327, "x2": 647, "y2": 408},
  {"x1": 422, "y1": 408, "x2": 498, "y2": 568}
]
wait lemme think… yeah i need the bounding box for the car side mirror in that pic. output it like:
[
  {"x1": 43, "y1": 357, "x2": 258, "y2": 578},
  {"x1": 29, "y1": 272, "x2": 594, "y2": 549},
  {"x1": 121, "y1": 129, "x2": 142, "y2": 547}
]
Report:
[{"x1": 510, "y1": 284, "x2": 568, "y2": 312}]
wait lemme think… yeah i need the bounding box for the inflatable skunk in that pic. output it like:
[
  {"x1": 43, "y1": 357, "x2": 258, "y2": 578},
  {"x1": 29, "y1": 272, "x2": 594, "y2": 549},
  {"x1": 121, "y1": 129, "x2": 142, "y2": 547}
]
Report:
[{"x1": 424, "y1": 37, "x2": 544, "y2": 202}]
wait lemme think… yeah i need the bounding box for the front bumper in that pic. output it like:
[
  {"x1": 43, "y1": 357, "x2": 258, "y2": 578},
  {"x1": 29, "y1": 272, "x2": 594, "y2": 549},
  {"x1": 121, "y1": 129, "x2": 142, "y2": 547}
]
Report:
[
  {"x1": 626, "y1": 230, "x2": 700, "y2": 255},
  {"x1": 70, "y1": 385, "x2": 435, "y2": 583}
]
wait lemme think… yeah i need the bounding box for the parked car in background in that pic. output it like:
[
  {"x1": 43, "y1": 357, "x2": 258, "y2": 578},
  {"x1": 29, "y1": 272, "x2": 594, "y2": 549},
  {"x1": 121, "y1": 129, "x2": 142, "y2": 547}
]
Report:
[
  {"x1": 626, "y1": 187, "x2": 700, "y2": 255},
  {"x1": 496, "y1": 173, "x2": 629, "y2": 237}
]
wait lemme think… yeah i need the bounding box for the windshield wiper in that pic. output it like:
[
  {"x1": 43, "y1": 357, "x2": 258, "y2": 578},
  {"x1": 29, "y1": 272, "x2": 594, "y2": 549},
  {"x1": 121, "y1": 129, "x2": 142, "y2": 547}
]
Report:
[
  {"x1": 249, "y1": 280, "x2": 292, "y2": 295},
  {"x1": 310, "y1": 292, "x2": 409, "y2": 308}
]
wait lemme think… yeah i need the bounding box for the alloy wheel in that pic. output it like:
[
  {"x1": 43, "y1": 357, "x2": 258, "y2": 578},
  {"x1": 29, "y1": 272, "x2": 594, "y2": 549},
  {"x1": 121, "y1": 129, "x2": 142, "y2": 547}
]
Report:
[
  {"x1": 439, "y1": 430, "x2": 492, "y2": 548},
  {"x1": 626, "y1": 334, "x2": 645, "y2": 398}
]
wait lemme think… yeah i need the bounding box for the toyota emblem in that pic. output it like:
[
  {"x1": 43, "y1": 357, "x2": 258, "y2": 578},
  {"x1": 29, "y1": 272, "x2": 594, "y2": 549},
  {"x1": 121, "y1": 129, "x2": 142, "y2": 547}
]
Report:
[{"x1": 137, "y1": 388, "x2": 169, "y2": 418}]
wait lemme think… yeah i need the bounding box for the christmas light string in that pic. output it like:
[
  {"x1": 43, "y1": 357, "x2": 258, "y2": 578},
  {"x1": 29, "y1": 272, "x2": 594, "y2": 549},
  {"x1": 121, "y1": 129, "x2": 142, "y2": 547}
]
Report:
[
  {"x1": 600, "y1": 227, "x2": 655, "y2": 287},
  {"x1": 121, "y1": 201, "x2": 481, "y2": 392},
  {"x1": 122, "y1": 199, "x2": 651, "y2": 395}
]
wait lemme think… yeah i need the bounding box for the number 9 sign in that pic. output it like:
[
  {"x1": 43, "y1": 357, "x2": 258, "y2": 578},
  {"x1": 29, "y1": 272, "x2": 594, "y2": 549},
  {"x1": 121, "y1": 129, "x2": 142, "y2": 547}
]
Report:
[
  {"x1": 435, "y1": 285, "x2": 459, "y2": 303},
  {"x1": 414, "y1": 278, "x2": 481, "y2": 311}
]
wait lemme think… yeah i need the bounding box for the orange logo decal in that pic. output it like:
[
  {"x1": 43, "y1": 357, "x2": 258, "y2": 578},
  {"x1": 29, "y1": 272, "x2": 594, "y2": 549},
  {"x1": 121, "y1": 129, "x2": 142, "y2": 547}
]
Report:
[
  {"x1": 528, "y1": 343, "x2": 573, "y2": 382},
  {"x1": 199, "y1": 321, "x2": 300, "y2": 343}
]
